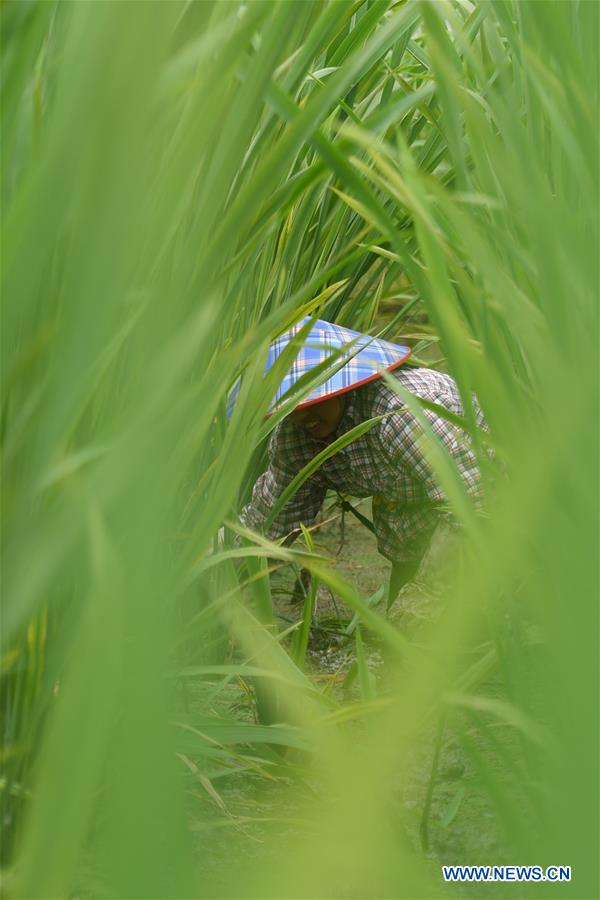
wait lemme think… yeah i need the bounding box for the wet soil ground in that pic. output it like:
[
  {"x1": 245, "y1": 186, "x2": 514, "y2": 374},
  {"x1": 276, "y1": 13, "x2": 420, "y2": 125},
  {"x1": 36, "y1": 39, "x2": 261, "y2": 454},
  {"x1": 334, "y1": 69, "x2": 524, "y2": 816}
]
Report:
[
  {"x1": 177, "y1": 500, "x2": 516, "y2": 898},
  {"x1": 269, "y1": 496, "x2": 389, "y2": 677}
]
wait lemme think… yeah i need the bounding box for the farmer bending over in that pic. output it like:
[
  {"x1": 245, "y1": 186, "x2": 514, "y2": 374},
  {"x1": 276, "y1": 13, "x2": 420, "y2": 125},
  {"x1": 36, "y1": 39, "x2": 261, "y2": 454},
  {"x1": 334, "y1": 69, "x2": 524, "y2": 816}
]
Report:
[{"x1": 237, "y1": 318, "x2": 485, "y2": 605}]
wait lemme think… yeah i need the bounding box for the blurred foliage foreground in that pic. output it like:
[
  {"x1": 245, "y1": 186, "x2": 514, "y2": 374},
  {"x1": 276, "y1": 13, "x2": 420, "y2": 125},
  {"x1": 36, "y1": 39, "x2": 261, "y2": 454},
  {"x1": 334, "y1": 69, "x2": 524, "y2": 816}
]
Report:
[{"x1": 1, "y1": 1, "x2": 598, "y2": 898}]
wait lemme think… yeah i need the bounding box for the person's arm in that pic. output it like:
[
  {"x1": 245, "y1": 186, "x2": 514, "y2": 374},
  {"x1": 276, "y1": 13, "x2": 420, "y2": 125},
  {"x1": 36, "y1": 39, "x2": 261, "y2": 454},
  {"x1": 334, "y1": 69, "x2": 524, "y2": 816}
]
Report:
[{"x1": 240, "y1": 422, "x2": 327, "y2": 540}]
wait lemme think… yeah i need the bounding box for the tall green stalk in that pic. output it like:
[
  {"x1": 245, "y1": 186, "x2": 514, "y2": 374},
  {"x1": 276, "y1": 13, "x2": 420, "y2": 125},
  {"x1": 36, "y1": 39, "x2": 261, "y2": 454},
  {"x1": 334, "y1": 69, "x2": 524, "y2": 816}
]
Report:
[{"x1": 1, "y1": 1, "x2": 597, "y2": 897}]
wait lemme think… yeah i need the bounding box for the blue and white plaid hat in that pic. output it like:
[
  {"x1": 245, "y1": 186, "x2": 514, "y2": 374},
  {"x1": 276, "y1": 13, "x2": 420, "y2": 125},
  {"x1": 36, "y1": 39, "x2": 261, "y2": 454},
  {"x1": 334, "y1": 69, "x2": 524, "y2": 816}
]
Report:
[{"x1": 229, "y1": 317, "x2": 411, "y2": 416}]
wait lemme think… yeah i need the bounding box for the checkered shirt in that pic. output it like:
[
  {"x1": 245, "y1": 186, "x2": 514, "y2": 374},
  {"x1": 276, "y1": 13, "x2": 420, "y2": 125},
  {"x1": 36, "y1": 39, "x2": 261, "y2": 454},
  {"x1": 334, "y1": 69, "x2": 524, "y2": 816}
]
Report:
[{"x1": 240, "y1": 368, "x2": 486, "y2": 562}]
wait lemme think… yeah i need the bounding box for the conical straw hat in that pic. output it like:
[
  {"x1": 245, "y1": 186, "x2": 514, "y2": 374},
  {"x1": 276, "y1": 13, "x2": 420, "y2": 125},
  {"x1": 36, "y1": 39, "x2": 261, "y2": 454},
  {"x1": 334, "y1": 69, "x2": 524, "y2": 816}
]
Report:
[{"x1": 229, "y1": 317, "x2": 411, "y2": 416}]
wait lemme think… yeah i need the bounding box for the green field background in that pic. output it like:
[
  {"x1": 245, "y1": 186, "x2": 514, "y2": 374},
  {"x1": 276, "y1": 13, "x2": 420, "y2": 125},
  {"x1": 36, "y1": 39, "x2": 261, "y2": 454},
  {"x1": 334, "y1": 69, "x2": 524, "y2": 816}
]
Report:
[{"x1": 1, "y1": 1, "x2": 598, "y2": 898}]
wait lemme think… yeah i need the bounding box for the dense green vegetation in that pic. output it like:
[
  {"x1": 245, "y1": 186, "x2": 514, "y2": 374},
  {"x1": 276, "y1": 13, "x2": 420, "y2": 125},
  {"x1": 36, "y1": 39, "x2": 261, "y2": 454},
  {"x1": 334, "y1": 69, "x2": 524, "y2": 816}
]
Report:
[{"x1": 1, "y1": 1, "x2": 597, "y2": 897}]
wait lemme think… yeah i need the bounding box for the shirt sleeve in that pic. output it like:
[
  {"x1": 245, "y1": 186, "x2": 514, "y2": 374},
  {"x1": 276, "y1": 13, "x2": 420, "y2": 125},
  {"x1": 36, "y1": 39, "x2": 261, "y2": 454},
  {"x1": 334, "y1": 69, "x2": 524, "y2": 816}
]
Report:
[
  {"x1": 381, "y1": 405, "x2": 483, "y2": 509},
  {"x1": 239, "y1": 422, "x2": 327, "y2": 540}
]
